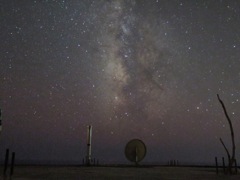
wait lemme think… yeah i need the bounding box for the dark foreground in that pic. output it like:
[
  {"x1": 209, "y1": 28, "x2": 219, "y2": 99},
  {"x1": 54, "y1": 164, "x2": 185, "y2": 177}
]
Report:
[{"x1": 0, "y1": 166, "x2": 239, "y2": 180}]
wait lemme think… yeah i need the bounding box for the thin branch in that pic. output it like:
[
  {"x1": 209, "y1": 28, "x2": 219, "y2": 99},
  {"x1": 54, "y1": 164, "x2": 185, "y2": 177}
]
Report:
[{"x1": 220, "y1": 138, "x2": 230, "y2": 160}]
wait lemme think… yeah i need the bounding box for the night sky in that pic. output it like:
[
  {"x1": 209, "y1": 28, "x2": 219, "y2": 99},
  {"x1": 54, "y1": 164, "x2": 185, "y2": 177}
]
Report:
[{"x1": 1, "y1": 0, "x2": 240, "y2": 165}]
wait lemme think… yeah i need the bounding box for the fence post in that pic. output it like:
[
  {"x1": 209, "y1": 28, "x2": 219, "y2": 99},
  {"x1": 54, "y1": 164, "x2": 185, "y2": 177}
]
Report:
[
  {"x1": 10, "y1": 152, "x2": 15, "y2": 176},
  {"x1": 3, "y1": 149, "x2": 9, "y2": 176},
  {"x1": 222, "y1": 157, "x2": 225, "y2": 173},
  {"x1": 215, "y1": 157, "x2": 219, "y2": 174}
]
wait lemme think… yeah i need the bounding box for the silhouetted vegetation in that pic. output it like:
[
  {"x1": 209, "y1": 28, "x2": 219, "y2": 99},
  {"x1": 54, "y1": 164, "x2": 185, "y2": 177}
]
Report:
[{"x1": 217, "y1": 94, "x2": 237, "y2": 174}]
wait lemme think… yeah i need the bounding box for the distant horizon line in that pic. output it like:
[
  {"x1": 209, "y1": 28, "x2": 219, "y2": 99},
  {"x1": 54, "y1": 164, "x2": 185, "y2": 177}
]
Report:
[{"x1": 0, "y1": 160, "x2": 218, "y2": 167}]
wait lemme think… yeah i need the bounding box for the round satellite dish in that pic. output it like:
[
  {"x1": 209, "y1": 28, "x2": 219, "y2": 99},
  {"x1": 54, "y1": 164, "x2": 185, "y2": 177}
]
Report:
[{"x1": 125, "y1": 139, "x2": 146, "y2": 164}]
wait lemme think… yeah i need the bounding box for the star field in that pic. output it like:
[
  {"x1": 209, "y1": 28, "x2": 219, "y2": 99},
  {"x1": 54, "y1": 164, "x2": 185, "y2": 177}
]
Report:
[{"x1": 0, "y1": 0, "x2": 240, "y2": 164}]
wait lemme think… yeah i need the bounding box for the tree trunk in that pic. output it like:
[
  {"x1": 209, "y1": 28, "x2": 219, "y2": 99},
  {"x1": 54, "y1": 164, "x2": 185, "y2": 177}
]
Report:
[{"x1": 217, "y1": 94, "x2": 236, "y2": 174}]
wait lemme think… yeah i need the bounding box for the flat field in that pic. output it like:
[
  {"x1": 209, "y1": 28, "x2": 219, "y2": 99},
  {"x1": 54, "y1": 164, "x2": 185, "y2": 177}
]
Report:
[{"x1": 0, "y1": 166, "x2": 239, "y2": 180}]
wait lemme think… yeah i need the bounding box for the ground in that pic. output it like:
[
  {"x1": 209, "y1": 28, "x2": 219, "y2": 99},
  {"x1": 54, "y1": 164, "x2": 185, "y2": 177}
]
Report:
[{"x1": 0, "y1": 166, "x2": 239, "y2": 180}]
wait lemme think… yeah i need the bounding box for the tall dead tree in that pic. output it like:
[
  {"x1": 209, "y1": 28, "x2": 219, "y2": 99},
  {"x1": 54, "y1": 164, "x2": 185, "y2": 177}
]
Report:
[{"x1": 217, "y1": 94, "x2": 236, "y2": 174}]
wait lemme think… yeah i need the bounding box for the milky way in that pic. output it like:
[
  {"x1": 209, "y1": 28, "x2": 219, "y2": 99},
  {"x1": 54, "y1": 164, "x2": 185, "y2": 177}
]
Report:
[{"x1": 1, "y1": 0, "x2": 240, "y2": 164}]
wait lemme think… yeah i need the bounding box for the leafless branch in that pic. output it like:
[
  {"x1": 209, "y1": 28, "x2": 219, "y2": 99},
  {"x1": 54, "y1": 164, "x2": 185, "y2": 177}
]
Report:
[{"x1": 217, "y1": 94, "x2": 236, "y2": 174}]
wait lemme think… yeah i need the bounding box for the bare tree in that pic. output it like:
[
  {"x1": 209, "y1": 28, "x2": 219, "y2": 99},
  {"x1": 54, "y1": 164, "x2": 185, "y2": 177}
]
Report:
[{"x1": 217, "y1": 94, "x2": 236, "y2": 174}]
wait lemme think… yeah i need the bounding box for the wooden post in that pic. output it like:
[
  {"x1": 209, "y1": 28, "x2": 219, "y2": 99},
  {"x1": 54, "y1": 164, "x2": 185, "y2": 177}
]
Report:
[
  {"x1": 10, "y1": 152, "x2": 15, "y2": 176},
  {"x1": 3, "y1": 149, "x2": 9, "y2": 176},
  {"x1": 222, "y1": 157, "x2": 225, "y2": 173},
  {"x1": 215, "y1": 157, "x2": 219, "y2": 174}
]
